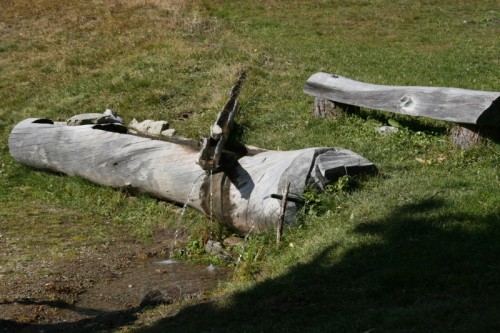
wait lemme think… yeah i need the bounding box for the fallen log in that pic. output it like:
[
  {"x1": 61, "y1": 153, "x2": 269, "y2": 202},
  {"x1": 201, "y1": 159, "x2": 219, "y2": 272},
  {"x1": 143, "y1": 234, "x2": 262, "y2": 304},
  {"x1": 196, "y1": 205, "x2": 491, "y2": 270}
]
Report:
[{"x1": 8, "y1": 118, "x2": 376, "y2": 234}]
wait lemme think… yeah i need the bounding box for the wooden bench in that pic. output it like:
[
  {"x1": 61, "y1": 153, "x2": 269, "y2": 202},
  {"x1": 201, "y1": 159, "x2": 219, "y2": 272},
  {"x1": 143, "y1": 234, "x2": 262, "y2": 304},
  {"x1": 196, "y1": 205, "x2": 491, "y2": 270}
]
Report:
[{"x1": 304, "y1": 72, "x2": 500, "y2": 148}]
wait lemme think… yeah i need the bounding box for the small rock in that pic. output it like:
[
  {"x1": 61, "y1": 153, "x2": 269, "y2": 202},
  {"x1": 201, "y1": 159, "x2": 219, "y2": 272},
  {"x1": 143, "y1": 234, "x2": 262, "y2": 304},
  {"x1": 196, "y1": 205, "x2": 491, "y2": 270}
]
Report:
[
  {"x1": 204, "y1": 240, "x2": 224, "y2": 256},
  {"x1": 161, "y1": 129, "x2": 177, "y2": 137},
  {"x1": 129, "y1": 119, "x2": 169, "y2": 136},
  {"x1": 104, "y1": 108, "x2": 124, "y2": 124},
  {"x1": 67, "y1": 109, "x2": 124, "y2": 126},
  {"x1": 148, "y1": 120, "x2": 169, "y2": 135},
  {"x1": 377, "y1": 126, "x2": 399, "y2": 134},
  {"x1": 223, "y1": 236, "x2": 244, "y2": 249},
  {"x1": 129, "y1": 118, "x2": 139, "y2": 127},
  {"x1": 140, "y1": 290, "x2": 173, "y2": 307},
  {"x1": 67, "y1": 113, "x2": 106, "y2": 126},
  {"x1": 136, "y1": 252, "x2": 149, "y2": 260}
]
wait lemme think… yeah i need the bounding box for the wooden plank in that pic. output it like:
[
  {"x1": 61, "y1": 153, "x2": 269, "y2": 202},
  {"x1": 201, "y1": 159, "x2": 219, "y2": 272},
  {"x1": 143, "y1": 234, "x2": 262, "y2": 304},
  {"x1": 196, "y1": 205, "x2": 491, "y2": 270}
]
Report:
[{"x1": 304, "y1": 72, "x2": 500, "y2": 126}]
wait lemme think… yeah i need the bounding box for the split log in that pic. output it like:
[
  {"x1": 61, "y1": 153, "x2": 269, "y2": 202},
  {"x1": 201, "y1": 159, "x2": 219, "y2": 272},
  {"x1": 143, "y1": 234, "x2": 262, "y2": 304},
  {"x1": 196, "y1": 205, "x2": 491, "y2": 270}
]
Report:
[
  {"x1": 8, "y1": 118, "x2": 376, "y2": 234},
  {"x1": 198, "y1": 72, "x2": 246, "y2": 170},
  {"x1": 304, "y1": 72, "x2": 500, "y2": 126}
]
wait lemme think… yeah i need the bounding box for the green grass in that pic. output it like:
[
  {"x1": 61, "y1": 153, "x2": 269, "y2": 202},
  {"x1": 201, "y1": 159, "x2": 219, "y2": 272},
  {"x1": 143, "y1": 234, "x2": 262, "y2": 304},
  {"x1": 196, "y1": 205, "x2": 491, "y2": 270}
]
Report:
[{"x1": 1, "y1": 0, "x2": 499, "y2": 331}]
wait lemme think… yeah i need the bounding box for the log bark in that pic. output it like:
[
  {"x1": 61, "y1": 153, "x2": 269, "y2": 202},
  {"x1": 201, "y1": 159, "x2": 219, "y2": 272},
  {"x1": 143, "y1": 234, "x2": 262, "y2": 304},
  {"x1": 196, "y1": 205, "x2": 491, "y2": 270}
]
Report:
[
  {"x1": 450, "y1": 125, "x2": 484, "y2": 149},
  {"x1": 313, "y1": 97, "x2": 360, "y2": 118},
  {"x1": 304, "y1": 72, "x2": 500, "y2": 126},
  {"x1": 9, "y1": 118, "x2": 376, "y2": 234}
]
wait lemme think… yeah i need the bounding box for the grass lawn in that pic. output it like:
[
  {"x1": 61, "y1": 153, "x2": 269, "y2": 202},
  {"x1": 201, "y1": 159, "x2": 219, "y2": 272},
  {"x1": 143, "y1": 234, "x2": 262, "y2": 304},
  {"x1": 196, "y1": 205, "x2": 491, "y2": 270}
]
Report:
[{"x1": 1, "y1": 0, "x2": 499, "y2": 332}]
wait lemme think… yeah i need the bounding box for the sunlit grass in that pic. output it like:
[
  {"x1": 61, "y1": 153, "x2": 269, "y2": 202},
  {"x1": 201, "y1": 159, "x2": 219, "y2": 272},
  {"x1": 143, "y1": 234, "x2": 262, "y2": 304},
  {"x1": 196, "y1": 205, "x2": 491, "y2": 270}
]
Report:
[{"x1": 0, "y1": 0, "x2": 499, "y2": 331}]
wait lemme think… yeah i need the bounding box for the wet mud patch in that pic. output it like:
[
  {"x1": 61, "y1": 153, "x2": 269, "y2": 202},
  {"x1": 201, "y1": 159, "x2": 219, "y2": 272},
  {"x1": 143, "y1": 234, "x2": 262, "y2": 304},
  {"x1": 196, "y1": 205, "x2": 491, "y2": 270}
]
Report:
[
  {"x1": 0, "y1": 231, "x2": 229, "y2": 332},
  {"x1": 77, "y1": 258, "x2": 228, "y2": 311}
]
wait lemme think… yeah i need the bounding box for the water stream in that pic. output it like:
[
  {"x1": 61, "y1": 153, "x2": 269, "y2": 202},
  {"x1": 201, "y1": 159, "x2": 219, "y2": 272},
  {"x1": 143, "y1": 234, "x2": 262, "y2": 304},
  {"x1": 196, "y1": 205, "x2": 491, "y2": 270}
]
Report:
[
  {"x1": 208, "y1": 169, "x2": 214, "y2": 238},
  {"x1": 170, "y1": 173, "x2": 204, "y2": 258},
  {"x1": 234, "y1": 225, "x2": 255, "y2": 271}
]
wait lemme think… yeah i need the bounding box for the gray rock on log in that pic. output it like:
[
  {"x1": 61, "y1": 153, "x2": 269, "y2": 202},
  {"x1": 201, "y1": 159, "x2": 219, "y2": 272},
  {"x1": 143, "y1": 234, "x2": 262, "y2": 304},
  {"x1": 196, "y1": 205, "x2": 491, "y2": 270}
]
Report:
[
  {"x1": 129, "y1": 118, "x2": 169, "y2": 136},
  {"x1": 67, "y1": 109, "x2": 123, "y2": 126},
  {"x1": 161, "y1": 129, "x2": 177, "y2": 137}
]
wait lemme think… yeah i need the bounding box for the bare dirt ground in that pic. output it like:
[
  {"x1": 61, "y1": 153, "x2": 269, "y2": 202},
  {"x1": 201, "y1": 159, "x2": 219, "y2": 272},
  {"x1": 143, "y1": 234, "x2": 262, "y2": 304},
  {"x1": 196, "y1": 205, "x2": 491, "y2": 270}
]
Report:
[{"x1": 0, "y1": 229, "x2": 229, "y2": 332}]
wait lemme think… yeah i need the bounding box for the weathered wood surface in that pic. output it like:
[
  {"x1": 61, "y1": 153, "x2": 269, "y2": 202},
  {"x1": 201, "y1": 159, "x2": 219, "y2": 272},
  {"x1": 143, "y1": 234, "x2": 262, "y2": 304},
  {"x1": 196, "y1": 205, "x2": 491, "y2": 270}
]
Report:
[
  {"x1": 304, "y1": 72, "x2": 500, "y2": 126},
  {"x1": 9, "y1": 119, "x2": 205, "y2": 207},
  {"x1": 9, "y1": 118, "x2": 376, "y2": 233},
  {"x1": 198, "y1": 72, "x2": 246, "y2": 170}
]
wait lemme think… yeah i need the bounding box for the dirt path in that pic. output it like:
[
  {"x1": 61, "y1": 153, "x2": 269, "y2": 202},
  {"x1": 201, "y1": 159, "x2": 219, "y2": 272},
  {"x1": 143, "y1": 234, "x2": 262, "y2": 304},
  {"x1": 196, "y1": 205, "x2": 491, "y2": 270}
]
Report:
[{"x1": 0, "y1": 229, "x2": 229, "y2": 332}]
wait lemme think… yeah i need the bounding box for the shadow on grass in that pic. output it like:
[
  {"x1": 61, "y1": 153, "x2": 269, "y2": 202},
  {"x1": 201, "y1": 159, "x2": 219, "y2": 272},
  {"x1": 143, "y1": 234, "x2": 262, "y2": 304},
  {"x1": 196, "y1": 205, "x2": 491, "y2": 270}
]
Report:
[
  {"x1": 135, "y1": 198, "x2": 500, "y2": 333},
  {"x1": 348, "y1": 107, "x2": 450, "y2": 136},
  {"x1": 0, "y1": 300, "x2": 141, "y2": 333}
]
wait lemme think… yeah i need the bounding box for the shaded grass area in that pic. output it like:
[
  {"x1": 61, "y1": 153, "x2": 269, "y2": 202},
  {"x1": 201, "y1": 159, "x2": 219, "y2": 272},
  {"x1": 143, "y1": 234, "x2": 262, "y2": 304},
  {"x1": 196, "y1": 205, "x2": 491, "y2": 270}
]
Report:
[
  {"x1": 0, "y1": 0, "x2": 499, "y2": 331},
  {"x1": 137, "y1": 201, "x2": 500, "y2": 332}
]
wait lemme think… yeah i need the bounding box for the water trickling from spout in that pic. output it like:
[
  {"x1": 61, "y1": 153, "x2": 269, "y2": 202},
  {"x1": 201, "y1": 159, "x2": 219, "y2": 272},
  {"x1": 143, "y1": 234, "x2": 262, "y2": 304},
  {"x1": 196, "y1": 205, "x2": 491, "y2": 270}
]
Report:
[
  {"x1": 208, "y1": 169, "x2": 214, "y2": 237},
  {"x1": 170, "y1": 173, "x2": 204, "y2": 258},
  {"x1": 234, "y1": 225, "x2": 255, "y2": 272}
]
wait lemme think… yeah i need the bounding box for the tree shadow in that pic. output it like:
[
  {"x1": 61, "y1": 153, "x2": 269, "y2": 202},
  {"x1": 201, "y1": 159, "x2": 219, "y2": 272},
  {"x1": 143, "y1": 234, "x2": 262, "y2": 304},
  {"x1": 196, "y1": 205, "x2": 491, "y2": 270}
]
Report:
[
  {"x1": 133, "y1": 197, "x2": 500, "y2": 332},
  {"x1": 0, "y1": 299, "x2": 143, "y2": 333},
  {"x1": 341, "y1": 106, "x2": 450, "y2": 136}
]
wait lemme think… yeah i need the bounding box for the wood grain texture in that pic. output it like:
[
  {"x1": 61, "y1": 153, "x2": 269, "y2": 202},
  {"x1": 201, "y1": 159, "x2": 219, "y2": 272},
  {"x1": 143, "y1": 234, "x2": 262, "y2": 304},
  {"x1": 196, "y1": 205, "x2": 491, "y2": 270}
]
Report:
[
  {"x1": 9, "y1": 118, "x2": 376, "y2": 233},
  {"x1": 8, "y1": 118, "x2": 205, "y2": 209},
  {"x1": 198, "y1": 71, "x2": 245, "y2": 170},
  {"x1": 304, "y1": 72, "x2": 500, "y2": 126}
]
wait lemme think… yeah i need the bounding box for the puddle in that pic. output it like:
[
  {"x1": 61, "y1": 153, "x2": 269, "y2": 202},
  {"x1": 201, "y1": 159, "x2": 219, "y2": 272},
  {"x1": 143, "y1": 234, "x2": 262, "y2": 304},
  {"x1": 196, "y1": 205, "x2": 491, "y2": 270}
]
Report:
[
  {"x1": 76, "y1": 257, "x2": 229, "y2": 312},
  {"x1": 0, "y1": 232, "x2": 231, "y2": 331}
]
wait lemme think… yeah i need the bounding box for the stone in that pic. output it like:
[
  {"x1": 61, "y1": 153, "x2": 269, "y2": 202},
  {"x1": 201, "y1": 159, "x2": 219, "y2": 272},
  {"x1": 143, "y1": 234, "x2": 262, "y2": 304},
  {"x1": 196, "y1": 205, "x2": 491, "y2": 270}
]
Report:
[
  {"x1": 140, "y1": 290, "x2": 172, "y2": 307},
  {"x1": 161, "y1": 129, "x2": 177, "y2": 137},
  {"x1": 223, "y1": 236, "x2": 244, "y2": 249},
  {"x1": 204, "y1": 240, "x2": 224, "y2": 256},
  {"x1": 377, "y1": 126, "x2": 399, "y2": 134},
  {"x1": 67, "y1": 109, "x2": 124, "y2": 126},
  {"x1": 129, "y1": 119, "x2": 169, "y2": 136}
]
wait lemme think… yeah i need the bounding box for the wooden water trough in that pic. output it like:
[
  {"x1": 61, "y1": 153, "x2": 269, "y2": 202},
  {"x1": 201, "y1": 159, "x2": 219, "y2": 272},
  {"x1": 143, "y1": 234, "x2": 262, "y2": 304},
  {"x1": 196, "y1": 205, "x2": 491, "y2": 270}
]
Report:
[
  {"x1": 304, "y1": 72, "x2": 500, "y2": 148},
  {"x1": 8, "y1": 118, "x2": 375, "y2": 234},
  {"x1": 7, "y1": 73, "x2": 378, "y2": 235}
]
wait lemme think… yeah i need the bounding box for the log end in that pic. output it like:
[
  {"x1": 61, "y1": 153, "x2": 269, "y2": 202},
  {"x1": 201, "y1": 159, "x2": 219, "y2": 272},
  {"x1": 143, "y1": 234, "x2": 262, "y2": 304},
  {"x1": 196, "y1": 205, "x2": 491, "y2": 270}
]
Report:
[{"x1": 309, "y1": 148, "x2": 377, "y2": 190}]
